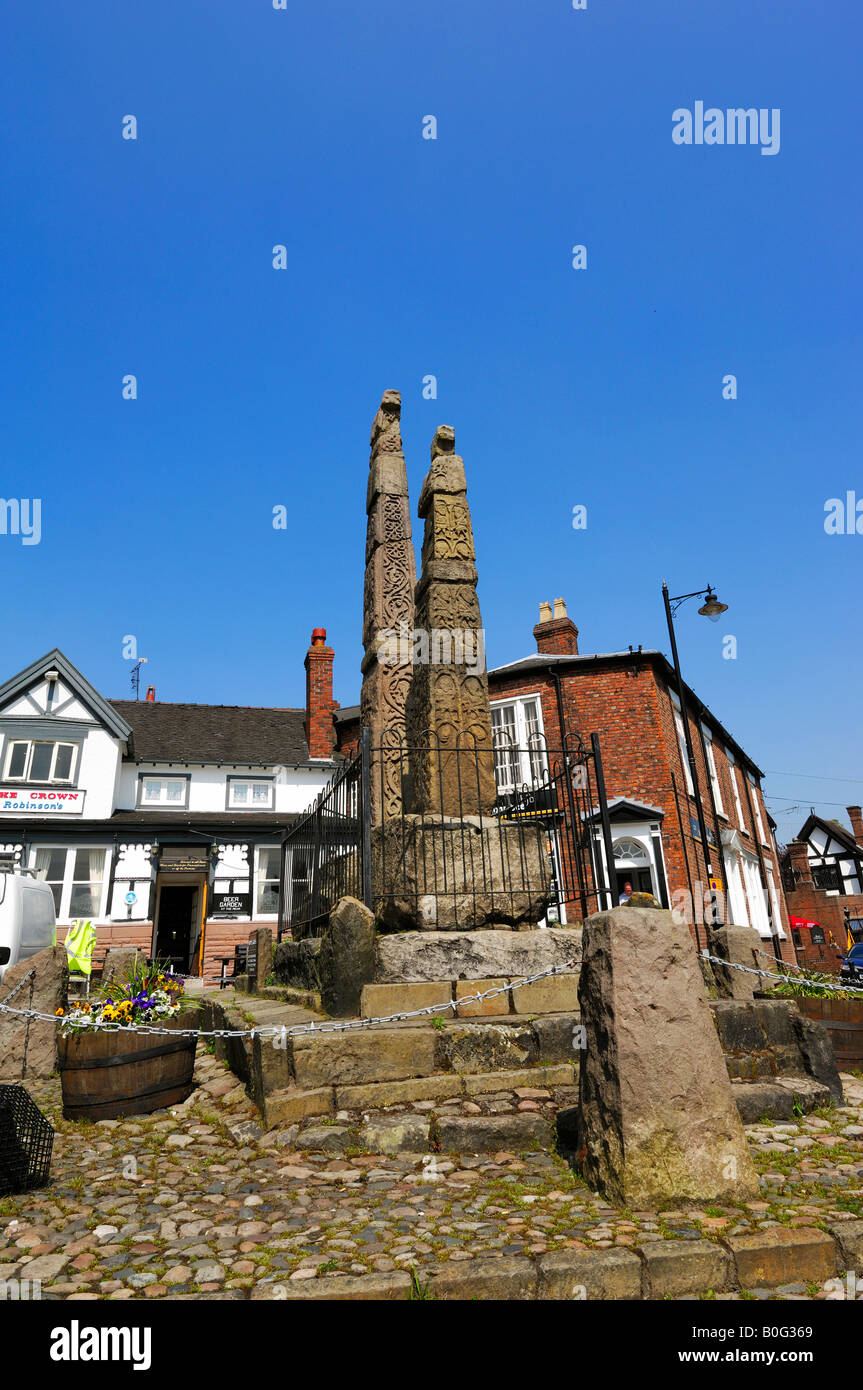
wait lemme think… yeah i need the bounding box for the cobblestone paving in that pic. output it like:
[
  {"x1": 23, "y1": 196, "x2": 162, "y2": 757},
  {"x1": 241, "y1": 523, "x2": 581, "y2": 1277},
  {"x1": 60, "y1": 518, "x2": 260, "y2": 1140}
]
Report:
[{"x1": 1, "y1": 1048, "x2": 861, "y2": 1301}]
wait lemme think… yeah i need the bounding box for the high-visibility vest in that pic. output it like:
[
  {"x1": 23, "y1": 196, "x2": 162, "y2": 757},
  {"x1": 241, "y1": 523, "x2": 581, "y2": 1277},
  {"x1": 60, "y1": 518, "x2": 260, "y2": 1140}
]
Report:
[{"x1": 64, "y1": 919, "x2": 96, "y2": 977}]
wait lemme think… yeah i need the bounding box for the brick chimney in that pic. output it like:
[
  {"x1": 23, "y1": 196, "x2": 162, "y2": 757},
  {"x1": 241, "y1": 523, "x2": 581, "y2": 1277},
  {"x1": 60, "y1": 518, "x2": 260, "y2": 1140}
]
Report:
[
  {"x1": 145, "y1": 686, "x2": 156, "y2": 703},
  {"x1": 533, "y1": 598, "x2": 579, "y2": 656},
  {"x1": 787, "y1": 839, "x2": 813, "y2": 887},
  {"x1": 304, "y1": 628, "x2": 336, "y2": 759},
  {"x1": 847, "y1": 805, "x2": 863, "y2": 849}
]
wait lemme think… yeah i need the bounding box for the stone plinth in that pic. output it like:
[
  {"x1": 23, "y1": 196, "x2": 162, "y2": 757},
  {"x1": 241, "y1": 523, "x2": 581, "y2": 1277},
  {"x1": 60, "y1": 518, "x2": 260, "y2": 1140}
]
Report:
[
  {"x1": 375, "y1": 926, "x2": 581, "y2": 982},
  {"x1": 0, "y1": 947, "x2": 68, "y2": 1080},
  {"x1": 371, "y1": 815, "x2": 550, "y2": 931},
  {"x1": 709, "y1": 924, "x2": 778, "y2": 1000},
  {"x1": 576, "y1": 906, "x2": 759, "y2": 1207}
]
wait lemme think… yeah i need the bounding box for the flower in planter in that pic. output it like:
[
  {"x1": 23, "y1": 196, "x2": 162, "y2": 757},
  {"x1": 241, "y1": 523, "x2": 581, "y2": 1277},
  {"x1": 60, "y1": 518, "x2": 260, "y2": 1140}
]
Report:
[{"x1": 62, "y1": 958, "x2": 186, "y2": 1031}]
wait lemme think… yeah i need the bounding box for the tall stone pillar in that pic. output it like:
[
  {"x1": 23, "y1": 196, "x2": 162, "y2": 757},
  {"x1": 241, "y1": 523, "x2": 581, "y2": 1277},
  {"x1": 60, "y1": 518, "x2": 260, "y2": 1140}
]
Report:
[
  {"x1": 360, "y1": 390, "x2": 417, "y2": 822},
  {"x1": 407, "y1": 425, "x2": 496, "y2": 816}
]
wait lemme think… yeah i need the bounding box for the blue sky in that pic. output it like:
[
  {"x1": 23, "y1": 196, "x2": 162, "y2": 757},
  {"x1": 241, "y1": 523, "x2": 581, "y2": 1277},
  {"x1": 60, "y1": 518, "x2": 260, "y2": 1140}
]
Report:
[{"x1": 3, "y1": 0, "x2": 861, "y2": 843}]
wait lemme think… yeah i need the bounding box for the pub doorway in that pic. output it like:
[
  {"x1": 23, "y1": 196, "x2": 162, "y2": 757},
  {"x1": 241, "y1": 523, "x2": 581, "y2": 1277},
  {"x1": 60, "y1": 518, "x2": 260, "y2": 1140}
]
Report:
[{"x1": 153, "y1": 884, "x2": 200, "y2": 974}]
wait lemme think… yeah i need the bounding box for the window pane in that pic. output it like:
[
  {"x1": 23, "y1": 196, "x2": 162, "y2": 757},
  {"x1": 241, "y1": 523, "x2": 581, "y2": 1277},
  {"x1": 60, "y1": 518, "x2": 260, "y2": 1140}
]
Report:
[
  {"x1": 69, "y1": 884, "x2": 100, "y2": 916},
  {"x1": 252, "y1": 784, "x2": 269, "y2": 804},
  {"x1": 7, "y1": 742, "x2": 28, "y2": 778},
  {"x1": 31, "y1": 743, "x2": 53, "y2": 780},
  {"x1": 54, "y1": 745, "x2": 74, "y2": 780},
  {"x1": 260, "y1": 848, "x2": 280, "y2": 879},
  {"x1": 165, "y1": 782, "x2": 182, "y2": 802},
  {"x1": 232, "y1": 783, "x2": 249, "y2": 804},
  {"x1": 257, "y1": 883, "x2": 280, "y2": 913},
  {"x1": 143, "y1": 781, "x2": 161, "y2": 801}
]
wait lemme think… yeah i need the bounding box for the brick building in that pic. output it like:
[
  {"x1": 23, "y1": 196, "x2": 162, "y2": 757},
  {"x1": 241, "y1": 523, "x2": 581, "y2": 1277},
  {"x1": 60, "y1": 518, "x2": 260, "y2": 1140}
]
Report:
[
  {"x1": 780, "y1": 811, "x2": 863, "y2": 972},
  {"x1": 333, "y1": 599, "x2": 795, "y2": 966}
]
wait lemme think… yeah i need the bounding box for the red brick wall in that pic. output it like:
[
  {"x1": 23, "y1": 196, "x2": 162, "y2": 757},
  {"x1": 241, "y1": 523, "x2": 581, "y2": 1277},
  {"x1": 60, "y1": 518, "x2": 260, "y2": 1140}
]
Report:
[{"x1": 783, "y1": 883, "x2": 861, "y2": 974}]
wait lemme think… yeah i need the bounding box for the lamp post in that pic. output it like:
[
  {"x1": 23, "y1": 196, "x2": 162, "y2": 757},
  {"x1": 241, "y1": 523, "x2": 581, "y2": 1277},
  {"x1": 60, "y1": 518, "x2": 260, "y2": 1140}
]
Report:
[{"x1": 662, "y1": 582, "x2": 728, "y2": 935}]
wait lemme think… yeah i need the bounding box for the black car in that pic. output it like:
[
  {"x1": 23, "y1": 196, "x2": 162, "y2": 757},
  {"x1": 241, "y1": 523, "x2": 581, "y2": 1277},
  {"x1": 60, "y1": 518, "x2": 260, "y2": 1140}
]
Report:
[{"x1": 839, "y1": 942, "x2": 863, "y2": 986}]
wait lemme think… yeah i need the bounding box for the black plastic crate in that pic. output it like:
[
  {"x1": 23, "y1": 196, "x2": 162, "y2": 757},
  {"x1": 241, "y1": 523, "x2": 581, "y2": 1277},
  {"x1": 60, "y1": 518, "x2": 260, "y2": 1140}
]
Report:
[{"x1": 0, "y1": 1085, "x2": 54, "y2": 1196}]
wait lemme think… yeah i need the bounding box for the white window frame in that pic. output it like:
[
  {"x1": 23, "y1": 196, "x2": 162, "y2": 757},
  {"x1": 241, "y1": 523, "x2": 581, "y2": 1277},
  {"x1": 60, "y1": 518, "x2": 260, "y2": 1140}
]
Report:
[
  {"x1": 723, "y1": 850, "x2": 749, "y2": 928},
  {"x1": 255, "y1": 845, "x2": 282, "y2": 918},
  {"x1": 490, "y1": 694, "x2": 548, "y2": 794},
  {"x1": 30, "y1": 845, "x2": 108, "y2": 922},
  {"x1": 227, "y1": 777, "x2": 274, "y2": 811},
  {"x1": 728, "y1": 754, "x2": 746, "y2": 831},
  {"x1": 701, "y1": 725, "x2": 724, "y2": 816},
  {"x1": 741, "y1": 852, "x2": 771, "y2": 938},
  {"x1": 747, "y1": 773, "x2": 769, "y2": 846},
  {"x1": 670, "y1": 692, "x2": 694, "y2": 796},
  {"x1": 765, "y1": 863, "x2": 786, "y2": 940},
  {"x1": 138, "y1": 776, "x2": 189, "y2": 808},
  {"x1": 4, "y1": 739, "x2": 77, "y2": 785}
]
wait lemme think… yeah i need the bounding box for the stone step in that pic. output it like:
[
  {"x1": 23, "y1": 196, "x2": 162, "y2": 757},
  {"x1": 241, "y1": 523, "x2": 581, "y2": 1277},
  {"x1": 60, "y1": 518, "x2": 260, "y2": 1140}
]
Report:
[
  {"x1": 262, "y1": 1061, "x2": 577, "y2": 1130},
  {"x1": 360, "y1": 973, "x2": 580, "y2": 1020}
]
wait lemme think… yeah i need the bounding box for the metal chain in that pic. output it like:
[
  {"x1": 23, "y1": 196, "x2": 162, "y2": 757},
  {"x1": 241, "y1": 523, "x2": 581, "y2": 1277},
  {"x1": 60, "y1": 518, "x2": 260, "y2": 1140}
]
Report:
[
  {"x1": 0, "y1": 967, "x2": 36, "y2": 1007},
  {"x1": 702, "y1": 951, "x2": 863, "y2": 995},
  {"x1": 0, "y1": 957, "x2": 580, "y2": 1039}
]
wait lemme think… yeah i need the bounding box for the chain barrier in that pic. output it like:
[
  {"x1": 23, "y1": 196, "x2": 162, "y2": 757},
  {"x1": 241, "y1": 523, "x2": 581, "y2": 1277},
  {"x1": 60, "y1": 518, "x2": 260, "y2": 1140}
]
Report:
[
  {"x1": 0, "y1": 957, "x2": 580, "y2": 1041},
  {"x1": 0, "y1": 967, "x2": 36, "y2": 1006},
  {"x1": 702, "y1": 952, "x2": 863, "y2": 996}
]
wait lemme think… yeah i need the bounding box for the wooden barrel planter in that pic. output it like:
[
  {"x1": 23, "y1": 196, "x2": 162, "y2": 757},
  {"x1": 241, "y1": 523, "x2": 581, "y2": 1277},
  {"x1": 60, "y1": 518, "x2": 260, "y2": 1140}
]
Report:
[
  {"x1": 58, "y1": 1012, "x2": 199, "y2": 1122},
  {"x1": 796, "y1": 997, "x2": 863, "y2": 1069}
]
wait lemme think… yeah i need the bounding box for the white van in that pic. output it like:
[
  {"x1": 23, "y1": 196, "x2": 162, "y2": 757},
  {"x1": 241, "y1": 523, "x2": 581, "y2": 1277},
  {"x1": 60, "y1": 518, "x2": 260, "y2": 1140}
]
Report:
[{"x1": 0, "y1": 870, "x2": 57, "y2": 984}]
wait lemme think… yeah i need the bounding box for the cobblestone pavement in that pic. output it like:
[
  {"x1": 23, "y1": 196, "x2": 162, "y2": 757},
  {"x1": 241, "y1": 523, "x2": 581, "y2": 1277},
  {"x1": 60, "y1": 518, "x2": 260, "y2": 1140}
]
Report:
[{"x1": 1, "y1": 1047, "x2": 861, "y2": 1301}]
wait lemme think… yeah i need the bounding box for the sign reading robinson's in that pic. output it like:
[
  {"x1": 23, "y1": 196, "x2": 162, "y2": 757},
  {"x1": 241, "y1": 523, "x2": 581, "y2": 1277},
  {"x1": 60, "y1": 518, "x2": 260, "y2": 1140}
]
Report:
[{"x1": 0, "y1": 787, "x2": 86, "y2": 814}]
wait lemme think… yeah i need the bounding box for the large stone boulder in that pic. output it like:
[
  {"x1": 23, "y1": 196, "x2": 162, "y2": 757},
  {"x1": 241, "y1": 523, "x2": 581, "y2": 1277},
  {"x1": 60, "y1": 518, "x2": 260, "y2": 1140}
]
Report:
[
  {"x1": 576, "y1": 906, "x2": 759, "y2": 1207},
  {"x1": 375, "y1": 927, "x2": 581, "y2": 983},
  {"x1": 0, "y1": 947, "x2": 68, "y2": 1080},
  {"x1": 318, "y1": 896, "x2": 375, "y2": 1017},
  {"x1": 371, "y1": 815, "x2": 550, "y2": 930},
  {"x1": 708, "y1": 924, "x2": 776, "y2": 999},
  {"x1": 101, "y1": 948, "x2": 143, "y2": 985}
]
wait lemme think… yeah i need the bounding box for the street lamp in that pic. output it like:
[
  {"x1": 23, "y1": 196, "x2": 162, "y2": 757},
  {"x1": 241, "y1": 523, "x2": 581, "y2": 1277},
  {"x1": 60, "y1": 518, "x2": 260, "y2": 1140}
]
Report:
[{"x1": 662, "y1": 581, "x2": 728, "y2": 934}]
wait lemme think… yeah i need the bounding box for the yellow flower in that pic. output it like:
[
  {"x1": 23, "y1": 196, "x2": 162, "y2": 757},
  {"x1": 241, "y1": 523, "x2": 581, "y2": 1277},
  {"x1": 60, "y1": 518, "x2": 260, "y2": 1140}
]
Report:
[{"x1": 55, "y1": 1007, "x2": 64, "y2": 1016}]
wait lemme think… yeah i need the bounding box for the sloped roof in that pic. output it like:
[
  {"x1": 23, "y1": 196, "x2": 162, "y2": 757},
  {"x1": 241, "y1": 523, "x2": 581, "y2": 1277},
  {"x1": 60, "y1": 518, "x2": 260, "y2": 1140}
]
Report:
[
  {"x1": 109, "y1": 700, "x2": 315, "y2": 767},
  {"x1": 0, "y1": 649, "x2": 133, "y2": 741}
]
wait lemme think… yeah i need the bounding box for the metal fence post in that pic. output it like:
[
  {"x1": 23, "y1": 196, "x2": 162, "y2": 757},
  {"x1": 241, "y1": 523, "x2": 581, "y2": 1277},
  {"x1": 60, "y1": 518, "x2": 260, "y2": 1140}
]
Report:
[
  {"x1": 590, "y1": 732, "x2": 617, "y2": 912},
  {"x1": 361, "y1": 726, "x2": 373, "y2": 911}
]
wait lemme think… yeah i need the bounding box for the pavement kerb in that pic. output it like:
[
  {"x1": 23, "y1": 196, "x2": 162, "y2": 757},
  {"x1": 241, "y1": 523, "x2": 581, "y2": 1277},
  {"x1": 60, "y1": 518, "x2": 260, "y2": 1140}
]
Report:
[{"x1": 241, "y1": 1228, "x2": 850, "y2": 1300}]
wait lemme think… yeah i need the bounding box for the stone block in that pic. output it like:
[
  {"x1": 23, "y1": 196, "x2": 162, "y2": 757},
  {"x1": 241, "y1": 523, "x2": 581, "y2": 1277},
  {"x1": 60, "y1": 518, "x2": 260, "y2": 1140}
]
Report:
[
  {"x1": 437, "y1": 1112, "x2": 551, "y2": 1154},
  {"x1": 273, "y1": 938, "x2": 322, "y2": 993},
  {"x1": 537, "y1": 1248, "x2": 643, "y2": 1301},
  {"x1": 318, "y1": 897, "x2": 376, "y2": 1018},
  {"x1": 639, "y1": 1239, "x2": 731, "y2": 1297},
  {"x1": 421, "y1": 1256, "x2": 535, "y2": 1301},
  {"x1": 357, "y1": 1113, "x2": 430, "y2": 1154},
  {"x1": 294, "y1": 1125, "x2": 353, "y2": 1153},
  {"x1": 455, "y1": 978, "x2": 510, "y2": 1017},
  {"x1": 577, "y1": 907, "x2": 759, "y2": 1206},
  {"x1": 511, "y1": 973, "x2": 580, "y2": 1015},
  {"x1": 827, "y1": 1219, "x2": 863, "y2": 1268},
  {"x1": 435, "y1": 1023, "x2": 537, "y2": 1074},
  {"x1": 724, "y1": 1228, "x2": 839, "y2": 1287},
  {"x1": 375, "y1": 927, "x2": 582, "y2": 983},
  {"x1": 251, "y1": 1271, "x2": 411, "y2": 1301},
  {"x1": 292, "y1": 1028, "x2": 436, "y2": 1089},
  {"x1": 372, "y1": 818, "x2": 549, "y2": 931},
  {"x1": 709, "y1": 925, "x2": 770, "y2": 999},
  {"x1": 710, "y1": 1001, "x2": 767, "y2": 1054},
  {"x1": 731, "y1": 1082, "x2": 796, "y2": 1124},
  {"x1": 101, "y1": 948, "x2": 143, "y2": 985},
  {"x1": 792, "y1": 1011, "x2": 844, "y2": 1101},
  {"x1": 250, "y1": 1030, "x2": 293, "y2": 1112},
  {"x1": 0, "y1": 946, "x2": 67, "y2": 1079},
  {"x1": 463, "y1": 1064, "x2": 575, "y2": 1095},
  {"x1": 262, "y1": 1087, "x2": 333, "y2": 1129},
  {"x1": 360, "y1": 981, "x2": 452, "y2": 1019},
  {"x1": 335, "y1": 1073, "x2": 463, "y2": 1110},
  {"x1": 531, "y1": 1012, "x2": 582, "y2": 1062}
]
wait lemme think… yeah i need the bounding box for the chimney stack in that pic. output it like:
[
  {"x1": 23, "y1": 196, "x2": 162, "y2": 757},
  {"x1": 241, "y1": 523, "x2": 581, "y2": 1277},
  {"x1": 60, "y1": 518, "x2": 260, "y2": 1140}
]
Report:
[
  {"x1": 145, "y1": 686, "x2": 156, "y2": 703},
  {"x1": 533, "y1": 597, "x2": 579, "y2": 656},
  {"x1": 847, "y1": 805, "x2": 863, "y2": 849},
  {"x1": 305, "y1": 628, "x2": 336, "y2": 759},
  {"x1": 787, "y1": 839, "x2": 813, "y2": 887}
]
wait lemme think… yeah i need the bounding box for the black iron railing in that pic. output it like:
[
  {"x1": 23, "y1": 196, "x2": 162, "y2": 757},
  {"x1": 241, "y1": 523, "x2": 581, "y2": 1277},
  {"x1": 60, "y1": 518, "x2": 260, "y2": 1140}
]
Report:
[{"x1": 279, "y1": 727, "x2": 614, "y2": 938}]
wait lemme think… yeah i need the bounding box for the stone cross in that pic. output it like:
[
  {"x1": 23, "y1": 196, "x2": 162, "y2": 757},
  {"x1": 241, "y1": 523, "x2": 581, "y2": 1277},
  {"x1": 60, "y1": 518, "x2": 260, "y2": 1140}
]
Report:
[
  {"x1": 407, "y1": 424, "x2": 496, "y2": 816},
  {"x1": 360, "y1": 390, "x2": 417, "y2": 822}
]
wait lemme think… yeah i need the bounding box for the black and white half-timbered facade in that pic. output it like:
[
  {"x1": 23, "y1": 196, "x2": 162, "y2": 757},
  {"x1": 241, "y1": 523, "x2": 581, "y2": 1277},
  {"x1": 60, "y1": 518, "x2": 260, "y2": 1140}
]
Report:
[
  {"x1": 0, "y1": 645, "x2": 339, "y2": 983},
  {"x1": 781, "y1": 807, "x2": 863, "y2": 965}
]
